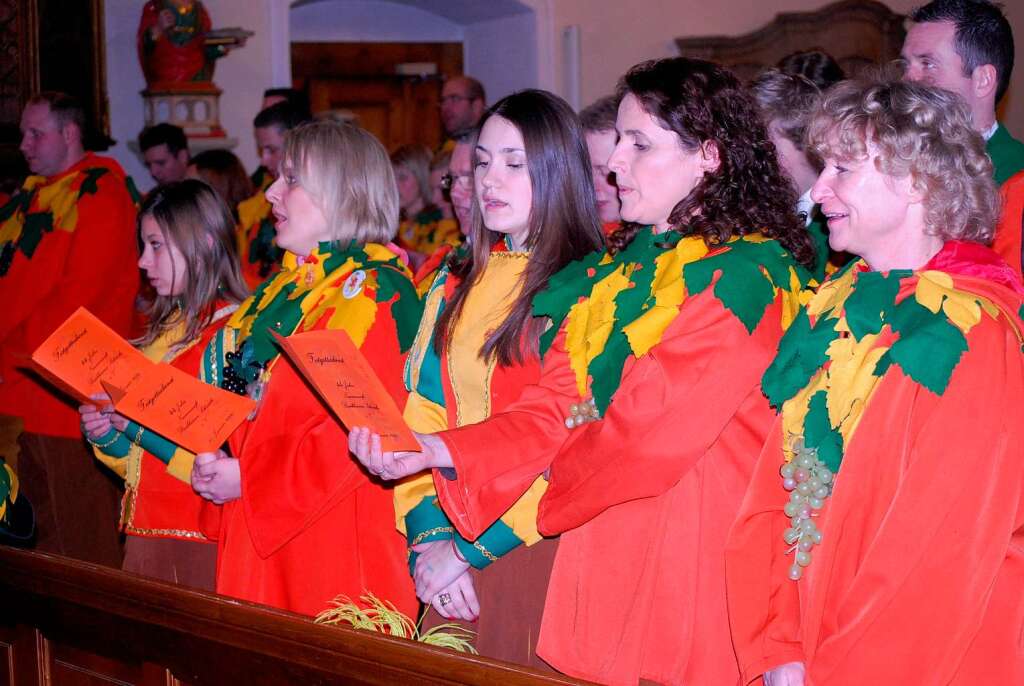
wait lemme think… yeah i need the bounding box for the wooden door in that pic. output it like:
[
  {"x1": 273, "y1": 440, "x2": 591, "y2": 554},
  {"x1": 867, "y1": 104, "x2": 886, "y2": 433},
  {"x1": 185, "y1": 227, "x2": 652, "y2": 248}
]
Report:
[{"x1": 292, "y1": 42, "x2": 463, "y2": 152}]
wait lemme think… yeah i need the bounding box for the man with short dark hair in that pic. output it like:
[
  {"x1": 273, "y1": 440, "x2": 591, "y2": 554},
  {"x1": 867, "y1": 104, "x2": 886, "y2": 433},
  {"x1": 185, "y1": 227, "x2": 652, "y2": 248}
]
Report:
[
  {"x1": 749, "y1": 69, "x2": 830, "y2": 275},
  {"x1": 260, "y1": 87, "x2": 312, "y2": 120},
  {"x1": 138, "y1": 122, "x2": 189, "y2": 185},
  {"x1": 440, "y1": 75, "x2": 486, "y2": 139},
  {"x1": 579, "y1": 95, "x2": 622, "y2": 229},
  {"x1": 902, "y1": 0, "x2": 1024, "y2": 185},
  {"x1": 0, "y1": 92, "x2": 140, "y2": 565},
  {"x1": 236, "y1": 102, "x2": 312, "y2": 289}
]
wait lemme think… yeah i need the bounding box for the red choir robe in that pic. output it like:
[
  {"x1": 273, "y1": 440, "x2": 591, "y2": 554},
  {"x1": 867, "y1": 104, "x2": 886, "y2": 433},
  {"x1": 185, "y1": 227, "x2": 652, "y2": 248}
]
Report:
[
  {"x1": 0, "y1": 153, "x2": 139, "y2": 437},
  {"x1": 433, "y1": 281, "x2": 792, "y2": 685},
  {"x1": 201, "y1": 248, "x2": 418, "y2": 618},
  {"x1": 726, "y1": 242, "x2": 1024, "y2": 685}
]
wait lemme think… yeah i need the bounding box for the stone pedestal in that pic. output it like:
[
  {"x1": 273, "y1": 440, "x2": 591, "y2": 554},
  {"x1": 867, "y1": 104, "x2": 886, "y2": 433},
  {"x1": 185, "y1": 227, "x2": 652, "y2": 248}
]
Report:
[{"x1": 141, "y1": 82, "x2": 226, "y2": 138}]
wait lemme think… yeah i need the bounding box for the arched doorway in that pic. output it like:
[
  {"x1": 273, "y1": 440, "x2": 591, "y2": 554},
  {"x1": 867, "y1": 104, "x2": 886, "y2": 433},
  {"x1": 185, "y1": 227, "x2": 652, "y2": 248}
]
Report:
[{"x1": 268, "y1": 0, "x2": 554, "y2": 150}]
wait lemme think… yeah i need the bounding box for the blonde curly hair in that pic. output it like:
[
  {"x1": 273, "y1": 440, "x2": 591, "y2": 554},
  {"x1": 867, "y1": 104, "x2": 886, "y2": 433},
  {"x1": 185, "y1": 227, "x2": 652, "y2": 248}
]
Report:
[{"x1": 807, "y1": 76, "x2": 999, "y2": 244}]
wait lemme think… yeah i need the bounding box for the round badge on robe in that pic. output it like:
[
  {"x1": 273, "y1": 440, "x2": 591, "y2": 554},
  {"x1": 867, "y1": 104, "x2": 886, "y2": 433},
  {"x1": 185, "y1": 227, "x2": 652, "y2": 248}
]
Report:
[{"x1": 343, "y1": 270, "x2": 367, "y2": 299}]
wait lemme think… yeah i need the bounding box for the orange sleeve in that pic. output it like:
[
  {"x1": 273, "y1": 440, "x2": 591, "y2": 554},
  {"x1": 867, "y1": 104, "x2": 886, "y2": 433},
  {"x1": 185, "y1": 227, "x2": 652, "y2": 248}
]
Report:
[
  {"x1": 537, "y1": 288, "x2": 781, "y2": 535},
  {"x1": 432, "y1": 326, "x2": 579, "y2": 541}
]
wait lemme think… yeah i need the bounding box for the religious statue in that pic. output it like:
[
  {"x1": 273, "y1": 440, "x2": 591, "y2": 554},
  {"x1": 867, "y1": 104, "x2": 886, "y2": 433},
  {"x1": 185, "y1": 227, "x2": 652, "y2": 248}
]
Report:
[
  {"x1": 137, "y1": 0, "x2": 248, "y2": 87},
  {"x1": 135, "y1": 0, "x2": 251, "y2": 139}
]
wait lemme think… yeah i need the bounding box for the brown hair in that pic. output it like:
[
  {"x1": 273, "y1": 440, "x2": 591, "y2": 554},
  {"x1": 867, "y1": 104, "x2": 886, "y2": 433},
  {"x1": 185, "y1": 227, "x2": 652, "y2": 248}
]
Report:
[
  {"x1": 135, "y1": 180, "x2": 249, "y2": 348},
  {"x1": 748, "y1": 68, "x2": 821, "y2": 153},
  {"x1": 284, "y1": 120, "x2": 399, "y2": 246},
  {"x1": 579, "y1": 95, "x2": 619, "y2": 133},
  {"x1": 188, "y1": 149, "x2": 253, "y2": 220},
  {"x1": 609, "y1": 58, "x2": 816, "y2": 269},
  {"x1": 435, "y1": 89, "x2": 605, "y2": 366},
  {"x1": 807, "y1": 75, "x2": 999, "y2": 243}
]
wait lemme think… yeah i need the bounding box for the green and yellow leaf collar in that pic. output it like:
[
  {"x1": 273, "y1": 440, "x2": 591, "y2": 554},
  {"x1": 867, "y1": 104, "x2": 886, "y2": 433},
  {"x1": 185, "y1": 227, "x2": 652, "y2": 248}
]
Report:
[
  {"x1": 533, "y1": 228, "x2": 814, "y2": 413},
  {"x1": 763, "y1": 260, "x2": 1021, "y2": 473}
]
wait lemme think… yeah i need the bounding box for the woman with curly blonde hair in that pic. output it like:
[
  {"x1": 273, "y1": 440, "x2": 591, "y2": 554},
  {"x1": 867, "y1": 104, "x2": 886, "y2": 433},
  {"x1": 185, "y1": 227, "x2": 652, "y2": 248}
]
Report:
[{"x1": 726, "y1": 76, "x2": 1024, "y2": 686}]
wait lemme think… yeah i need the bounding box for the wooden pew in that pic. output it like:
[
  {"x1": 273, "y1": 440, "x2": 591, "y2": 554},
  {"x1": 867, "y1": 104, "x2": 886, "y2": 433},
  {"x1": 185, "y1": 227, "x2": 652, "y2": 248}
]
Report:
[{"x1": 0, "y1": 547, "x2": 588, "y2": 685}]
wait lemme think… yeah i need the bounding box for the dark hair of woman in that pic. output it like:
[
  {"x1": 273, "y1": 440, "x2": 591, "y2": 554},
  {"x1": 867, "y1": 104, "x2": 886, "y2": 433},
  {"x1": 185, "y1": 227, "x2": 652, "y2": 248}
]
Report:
[
  {"x1": 135, "y1": 179, "x2": 249, "y2": 349},
  {"x1": 609, "y1": 58, "x2": 816, "y2": 269},
  {"x1": 434, "y1": 89, "x2": 606, "y2": 366},
  {"x1": 188, "y1": 149, "x2": 254, "y2": 221}
]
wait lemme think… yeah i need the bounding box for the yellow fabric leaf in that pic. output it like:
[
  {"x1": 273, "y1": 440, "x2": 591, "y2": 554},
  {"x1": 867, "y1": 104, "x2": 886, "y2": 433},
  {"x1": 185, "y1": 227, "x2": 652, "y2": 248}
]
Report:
[
  {"x1": 823, "y1": 332, "x2": 887, "y2": 441},
  {"x1": 781, "y1": 370, "x2": 827, "y2": 463},
  {"x1": 324, "y1": 293, "x2": 379, "y2": 346},
  {"x1": 6, "y1": 463, "x2": 18, "y2": 504},
  {"x1": 807, "y1": 265, "x2": 857, "y2": 319},
  {"x1": 35, "y1": 173, "x2": 80, "y2": 232},
  {"x1": 564, "y1": 266, "x2": 631, "y2": 397},
  {"x1": 0, "y1": 215, "x2": 23, "y2": 245},
  {"x1": 915, "y1": 270, "x2": 984, "y2": 334},
  {"x1": 624, "y1": 237, "x2": 705, "y2": 357}
]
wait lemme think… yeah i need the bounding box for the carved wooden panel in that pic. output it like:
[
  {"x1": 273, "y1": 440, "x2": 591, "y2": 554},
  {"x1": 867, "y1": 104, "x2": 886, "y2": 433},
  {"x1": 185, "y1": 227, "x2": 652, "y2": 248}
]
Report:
[{"x1": 676, "y1": 0, "x2": 906, "y2": 83}]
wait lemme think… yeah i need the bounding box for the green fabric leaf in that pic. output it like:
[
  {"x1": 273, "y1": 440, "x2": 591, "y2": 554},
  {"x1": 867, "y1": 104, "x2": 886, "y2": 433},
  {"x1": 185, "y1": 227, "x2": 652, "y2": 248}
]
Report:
[
  {"x1": 762, "y1": 309, "x2": 840, "y2": 409},
  {"x1": 376, "y1": 266, "x2": 425, "y2": 353},
  {"x1": 20, "y1": 212, "x2": 54, "y2": 258},
  {"x1": 0, "y1": 190, "x2": 31, "y2": 223},
  {"x1": 842, "y1": 270, "x2": 908, "y2": 338},
  {"x1": 125, "y1": 176, "x2": 142, "y2": 206},
  {"x1": 77, "y1": 168, "x2": 108, "y2": 197},
  {"x1": 887, "y1": 296, "x2": 968, "y2": 395},
  {"x1": 803, "y1": 389, "x2": 843, "y2": 473},
  {"x1": 0, "y1": 459, "x2": 10, "y2": 505},
  {"x1": 684, "y1": 237, "x2": 806, "y2": 334}
]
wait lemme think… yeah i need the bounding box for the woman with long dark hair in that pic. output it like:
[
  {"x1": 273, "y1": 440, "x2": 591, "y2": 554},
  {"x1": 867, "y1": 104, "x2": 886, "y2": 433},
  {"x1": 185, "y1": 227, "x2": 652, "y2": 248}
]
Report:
[
  {"x1": 351, "y1": 57, "x2": 817, "y2": 683},
  {"x1": 394, "y1": 89, "x2": 603, "y2": 666},
  {"x1": 79, "y1": 179, "x2": 248, "y2": 590}
]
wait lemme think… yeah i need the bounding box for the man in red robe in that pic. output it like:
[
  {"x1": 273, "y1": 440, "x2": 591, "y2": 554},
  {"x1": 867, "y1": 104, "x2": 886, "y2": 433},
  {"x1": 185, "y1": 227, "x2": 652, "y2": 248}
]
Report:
[{"x1": 0, "y1": 92, "x2": 139, "y2": 565}]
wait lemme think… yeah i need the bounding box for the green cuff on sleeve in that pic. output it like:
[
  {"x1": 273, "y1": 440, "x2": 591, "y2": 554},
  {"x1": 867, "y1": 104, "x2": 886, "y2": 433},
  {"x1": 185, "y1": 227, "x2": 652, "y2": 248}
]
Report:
[
  {"x1": 125, "y1": 421, "x2": 177, "y2": 464},
  {"x1": 452, "y1": 518, "x2": 523, "y2": 570}
]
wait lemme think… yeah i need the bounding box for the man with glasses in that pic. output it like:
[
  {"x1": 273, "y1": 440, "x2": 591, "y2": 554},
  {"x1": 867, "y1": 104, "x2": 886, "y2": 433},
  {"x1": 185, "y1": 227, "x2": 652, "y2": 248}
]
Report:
[
  {"x1": 416, "y1": 131, "x2": 474, "y2": 289},
  {"x1": 440, "y1": 76, "x2": 486, "y2": 141}
]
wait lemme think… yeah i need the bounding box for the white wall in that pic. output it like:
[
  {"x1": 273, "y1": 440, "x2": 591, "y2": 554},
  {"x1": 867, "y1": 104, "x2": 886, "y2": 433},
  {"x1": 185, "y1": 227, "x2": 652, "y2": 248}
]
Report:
[
  {"x1": 464, "y1": 13, "x2": 539, "y2": 104},
  {"x1": 290, "y1": 0, "x2": 463, "y2": 42},
  {"x1": 104, "y1": 0, "x2": 277, "y2": 193}
]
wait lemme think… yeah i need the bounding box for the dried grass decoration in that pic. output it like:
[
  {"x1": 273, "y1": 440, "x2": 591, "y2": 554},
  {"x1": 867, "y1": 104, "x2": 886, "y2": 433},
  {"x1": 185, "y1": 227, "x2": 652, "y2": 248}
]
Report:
[{"x1": 315, "y1": 593, "x2": 477, "y2": 654}]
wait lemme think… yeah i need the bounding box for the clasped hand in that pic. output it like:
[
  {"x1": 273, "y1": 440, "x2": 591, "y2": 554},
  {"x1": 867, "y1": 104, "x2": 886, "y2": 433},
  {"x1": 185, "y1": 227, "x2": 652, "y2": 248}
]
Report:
[
  {"x1": 79, "y1": 392, "x2": 128, "y2": 439},
  {"x1": 347, "y1": 427, "x2": 453, "y2": 480},
  {"x1": 191, "y1": 449, "x2": 241, "y2": 504},
  {"x1": 414, "y1": 540, "x2": 478, "y2": 622}
]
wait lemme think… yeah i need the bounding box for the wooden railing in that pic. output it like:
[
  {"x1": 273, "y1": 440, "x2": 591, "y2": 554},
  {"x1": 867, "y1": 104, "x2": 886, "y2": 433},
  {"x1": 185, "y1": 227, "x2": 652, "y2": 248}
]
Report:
[{"x1": 0, "y1": 547, "x2": 588, "y2": 685}]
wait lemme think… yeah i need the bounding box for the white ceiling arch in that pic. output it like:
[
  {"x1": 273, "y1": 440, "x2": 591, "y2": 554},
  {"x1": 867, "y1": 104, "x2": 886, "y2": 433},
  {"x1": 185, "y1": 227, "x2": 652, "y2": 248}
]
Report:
[
  {"x1": 289, "y1": 0, "x2": 533, "y2": 25},
  {"x1": 270, "y1": 0, "x2": 557, "y2": 97}
]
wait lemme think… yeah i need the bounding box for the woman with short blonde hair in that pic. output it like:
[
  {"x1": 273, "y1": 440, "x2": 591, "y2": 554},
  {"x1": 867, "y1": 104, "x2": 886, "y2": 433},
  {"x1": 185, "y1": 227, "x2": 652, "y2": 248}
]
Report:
[
  {"x1": 727, "y1": 77, "x2": 1024, "y2": 686},
  {"x1": 288, "y1": 121, "x2": 399, "y2": 246},
  {"x1": 189, "y1": 119, "x2": 422, "y2": 618}
]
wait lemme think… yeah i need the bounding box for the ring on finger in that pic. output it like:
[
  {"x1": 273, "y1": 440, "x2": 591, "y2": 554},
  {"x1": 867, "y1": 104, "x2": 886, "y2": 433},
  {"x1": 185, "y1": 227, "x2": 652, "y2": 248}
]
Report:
[{"x1": 438, "y1": 592, "x2": 452, "y2": 607}]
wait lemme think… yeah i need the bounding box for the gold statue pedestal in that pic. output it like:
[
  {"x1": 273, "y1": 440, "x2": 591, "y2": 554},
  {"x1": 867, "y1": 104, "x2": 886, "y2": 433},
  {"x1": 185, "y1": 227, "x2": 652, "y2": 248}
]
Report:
[{"x1": 142, "y1": 82, "x2": 226, "y2": 138}]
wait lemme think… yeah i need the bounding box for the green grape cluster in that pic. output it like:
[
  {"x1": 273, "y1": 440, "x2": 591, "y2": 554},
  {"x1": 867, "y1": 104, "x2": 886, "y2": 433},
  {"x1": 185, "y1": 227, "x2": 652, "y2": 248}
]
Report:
[{"x1": 780, "y1": 438, "x2": 834, "y2": 581}]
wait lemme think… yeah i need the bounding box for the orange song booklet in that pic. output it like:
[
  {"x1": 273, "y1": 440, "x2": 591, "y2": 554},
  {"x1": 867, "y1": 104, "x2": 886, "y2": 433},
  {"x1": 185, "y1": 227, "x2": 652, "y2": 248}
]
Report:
[
  {"x1": 273, "y1": 329, "x2": 418, "y2": 452},
  {"x1": 31, "y1": 306, "x2": 154, "y2": 403},
  {"x1": 104, "y1": 365, "x2": 256, "y2": 454}
]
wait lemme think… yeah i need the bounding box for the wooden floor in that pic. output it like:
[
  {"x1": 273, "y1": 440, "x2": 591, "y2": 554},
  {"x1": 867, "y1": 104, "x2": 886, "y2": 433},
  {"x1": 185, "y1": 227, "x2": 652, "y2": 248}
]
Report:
[{"x1": 0, "y1": 547, "x2": 589, "y2": 685}]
